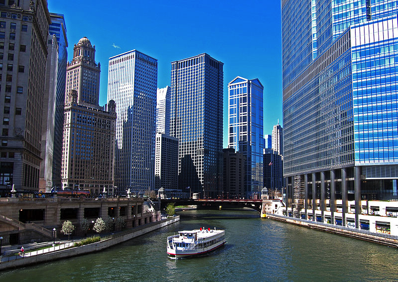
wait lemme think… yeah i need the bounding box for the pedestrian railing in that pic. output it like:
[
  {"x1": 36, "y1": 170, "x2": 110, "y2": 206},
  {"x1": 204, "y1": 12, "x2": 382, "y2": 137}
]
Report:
[{"x1": 0, "y1": 242, "x2": 75, "y2": 263}]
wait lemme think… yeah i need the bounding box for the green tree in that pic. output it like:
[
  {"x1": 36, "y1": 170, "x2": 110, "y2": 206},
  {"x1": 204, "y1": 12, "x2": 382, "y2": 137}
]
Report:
[
  {"x1": 165, "y1": 203, "x2": 175, "y2": 217},
  {"x1": 104, "y1": 216, "x2": 114, "y2": 232},
  {"x1": 80, "y1": 218, "x2": 90, "y2": 236},
  {"x1": 115, "y1": 217, "x2": 126, "y2": 230},
  {"x1": 61, "y1": 220, "x2": 75, "y2": 240},
  {"x1": 93, "y1": 217, "x2": 106, "y2": 234}
]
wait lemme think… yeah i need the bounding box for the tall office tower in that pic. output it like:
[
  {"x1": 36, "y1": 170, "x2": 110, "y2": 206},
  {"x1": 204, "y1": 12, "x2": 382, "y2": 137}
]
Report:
[
  {"x1": 39, "y1": 34, "x2": 58, "y2": 193},
  {"x1": 223, "y1": 148, "x2": 245, "y2": 199},
  {"x1": 0, "y1": 0, "x2": 51, "y2": 194},
  {"x1": 154, "y1": 133, "x2": 178, "y2": 190},
  {"x1": 282, "y1": 0, "x2": 398, "y2": 226},
  {"x1": 65, "y1": 37, "x2": 100, "y2": 106},
  {"x1": 49, "y1": 13, "x2": 67, "y2": 189},
  {"x1": 170, "y1": 53, "x2": 223, "y2": 198},
  {"x1": 272, "y1": 122, "x2": 283, "y2": 156},
  {"x1": 108, "y1": 50, "x2": 158, "y2": 194},
  {"x1": 264, "y1": 135, "x2": 272, "y2": 149},
  {"x1": 156, "y1": 86, "x2": 170, "y2": 135},
  {"x1": 61, "y1": 91, "x2": 116, "y2": 194},
  {"x1": 263, "y1": 148, "x2": 283, "y2": 193},
  {"x1": 228, "y1": 76, "x2": 264, "y2": 197}
]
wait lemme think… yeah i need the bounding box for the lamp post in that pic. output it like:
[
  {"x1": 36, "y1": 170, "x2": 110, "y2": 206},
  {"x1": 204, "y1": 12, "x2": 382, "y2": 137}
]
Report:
[
  {"x1": 52, "y1": 228, "x2": 56, "y2": 246},
  {"x1": 0, "y1": 236, "x2": 3, "y2": 255}
]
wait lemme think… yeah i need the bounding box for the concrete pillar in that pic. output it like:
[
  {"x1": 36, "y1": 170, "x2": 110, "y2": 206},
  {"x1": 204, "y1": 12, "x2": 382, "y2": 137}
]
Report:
[
  {"x1": 312, "y1": 173, "x2": 316, "y2": 222},
  {"x1": 341, "y1": 168, "x2": 348, "y2": 226},
  {"x1": 330, "y1": 169, "x2": 336, "y2": 225},
  {"x1": 321, "y1": 171, "x2": 325, "y2": 222},
  {"x1": 304, "y1": 174, "x2": 308, "y2": 220},
  {"x1": 285, "y1": 177, "x2": 289, "y2": 216},
  {"x1": 291, "y1": 176, "x2": 294, "y2": 217},
  {"x1": 355, "y1": 166, "x2": 361, "y2": 229},
  {"x1": 100, "y1": 202, "x2": 108, "y2": 219}
]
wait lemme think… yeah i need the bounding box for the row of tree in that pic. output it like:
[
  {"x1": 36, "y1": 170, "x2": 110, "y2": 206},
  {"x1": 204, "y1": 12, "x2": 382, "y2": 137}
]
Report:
[{"x1": 60, "y1": 217, "x2": 127, "y2": 239}]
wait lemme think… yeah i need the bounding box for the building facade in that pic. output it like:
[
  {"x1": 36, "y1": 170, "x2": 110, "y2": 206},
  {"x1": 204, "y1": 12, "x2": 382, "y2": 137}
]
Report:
[
  {"x1": 228, "y1": 76, "x2": 264, "y2": 197},
  {"x1": 156, "y1": 86, "x2": 170, "y2": 135},
  {"x1": 39, "y1": 33, "x2": 58, "y2": 192},
  {"x1": 0, "y1": 0, "x2": 51, "y2": 194},
  {"x1": 154, "y1": 133, "x2": 178, "y2": 190},
  {"x1": 107, "y1": 50, "x2": 157, "y2": 194},
  {"x1": 49, "y1": 13, "x2": 67, "y2": 190},
  {"x1": 282, "y1": 0, "x2": 398, "y2": 229},
  {"x1": 223, "y1": 148, "x2": 245, "y2": 199},
  {"x1": 61, "y1": 37, "x2": 116, "y2": 195},
  {"x1": 264, "y1": 134, "x2": 272, "y2": 149},
  {"x1": 170, "y1": 53, "x2": 224, "y2": 198},
  {"x1": 263, "y1": 148, "x2": 283, "y2": 193},
  {"x1": 272, "y1": 122, "x2": 283, "y2": 156}
]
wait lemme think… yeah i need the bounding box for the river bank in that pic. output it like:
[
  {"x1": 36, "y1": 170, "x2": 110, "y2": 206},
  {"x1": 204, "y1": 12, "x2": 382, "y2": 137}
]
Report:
[
  {"x1": 0, "y1": 216, "x2": 179, "y2": 271},
  {"x1": 267, "y1": 214, "x2": 398, "y2": 248}
]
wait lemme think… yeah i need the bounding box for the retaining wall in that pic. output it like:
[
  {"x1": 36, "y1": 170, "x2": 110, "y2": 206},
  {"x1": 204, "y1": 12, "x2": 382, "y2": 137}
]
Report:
[{"x1": 0, "y1": 216, "x2": 180, "y2": 271}]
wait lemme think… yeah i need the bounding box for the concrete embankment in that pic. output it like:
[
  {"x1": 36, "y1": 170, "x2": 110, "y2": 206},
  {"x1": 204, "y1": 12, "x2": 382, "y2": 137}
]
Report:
[
  {"x1": 0, "y1": 216, "x2": 180, "y2": 271},
  {"x1": 267, "y1": 214, "x2": 398, "y2": 248}
]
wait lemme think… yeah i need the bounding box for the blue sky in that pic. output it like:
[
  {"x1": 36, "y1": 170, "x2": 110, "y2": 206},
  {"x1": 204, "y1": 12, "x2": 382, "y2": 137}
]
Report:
[{"x1": 48, "y1": 0, "x2": 283, "y2": 147}]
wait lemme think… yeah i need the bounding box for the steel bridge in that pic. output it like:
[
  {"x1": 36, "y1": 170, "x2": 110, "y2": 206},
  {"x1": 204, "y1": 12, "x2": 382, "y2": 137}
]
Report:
[{"x1": 160, "y1": 198, "x2": 264, "y2": 212}]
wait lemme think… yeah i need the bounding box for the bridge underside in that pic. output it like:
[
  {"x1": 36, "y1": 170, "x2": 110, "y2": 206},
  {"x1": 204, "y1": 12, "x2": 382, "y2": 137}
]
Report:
[{"x1": 160, "y1": 199, "x2": 263, "y2": 212}]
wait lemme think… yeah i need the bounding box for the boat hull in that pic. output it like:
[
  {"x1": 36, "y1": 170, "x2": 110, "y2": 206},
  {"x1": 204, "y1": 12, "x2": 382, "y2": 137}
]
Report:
[{"x1": 167, "y1": 240, "x2": 226, "y2": 258}]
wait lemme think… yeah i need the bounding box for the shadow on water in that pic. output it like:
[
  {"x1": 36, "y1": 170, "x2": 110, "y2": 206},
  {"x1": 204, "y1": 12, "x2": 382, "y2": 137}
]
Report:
[{"x1": 177, "y1": 208, "x2": 260, "y2": 220}]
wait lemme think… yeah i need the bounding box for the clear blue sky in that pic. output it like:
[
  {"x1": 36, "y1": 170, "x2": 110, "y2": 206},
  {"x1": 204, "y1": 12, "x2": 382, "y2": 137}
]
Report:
[{"x1": 48, "y1": 0, "x2": 283, "y2": 147}]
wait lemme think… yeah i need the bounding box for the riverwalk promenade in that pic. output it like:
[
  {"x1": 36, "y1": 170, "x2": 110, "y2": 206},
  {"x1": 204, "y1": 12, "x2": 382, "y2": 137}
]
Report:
[
  {"x1": 268, "y1": 214, "x2": 398, "y2": 248},
  {"x1": 0, "y1": 216, "x2": 180, "y2": 271}
]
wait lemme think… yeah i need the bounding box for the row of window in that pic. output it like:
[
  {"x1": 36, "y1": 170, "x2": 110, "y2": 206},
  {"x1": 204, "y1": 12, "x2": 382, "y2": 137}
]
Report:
[{"x1": 0, "y1": 21, "x2": 27, "y2": 31}]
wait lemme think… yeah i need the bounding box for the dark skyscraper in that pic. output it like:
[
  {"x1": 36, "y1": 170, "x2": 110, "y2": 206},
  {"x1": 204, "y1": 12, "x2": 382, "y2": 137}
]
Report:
[{"x1": 170, "y1": 53, "x2": 224, "y2": 198}]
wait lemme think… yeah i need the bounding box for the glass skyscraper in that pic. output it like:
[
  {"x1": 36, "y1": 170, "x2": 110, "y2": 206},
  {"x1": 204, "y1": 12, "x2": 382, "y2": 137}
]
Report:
[
  {"x1": 282, "y1": 0, "x2": 398, "y2": 227},
  {"x1": 228, "y1": 76, "x2": 264, "y2": 197},
  {"x1": 170, "y1": 53, "x2": 223, "y2": 198},
  {"x1": 108, "y1": 50, "x2": 158, "y2": 194}
]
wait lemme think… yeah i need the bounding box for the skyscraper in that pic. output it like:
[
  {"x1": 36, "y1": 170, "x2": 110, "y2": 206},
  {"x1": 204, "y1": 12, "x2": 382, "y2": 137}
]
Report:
[
  {"x1": 272, "y1": 122, "x2": 283, "y2": 156},
  {"x1": 156, "y1": 86, "x2": 171, "y2": 135},
  {"x1": 154, "y1": 133, "x2": 178, "y2": 190},
  {"x1": 264, "y1": 135, "x2": 272, "y2": 149},
  {"x1": 61, "y1": 37, "x2": 116, "y2": 195},
  {"x1": 170, "y1": 53, "x2": 223, "y2": 198},
  {"x1": 0, "y1": 0, "x2": 51, "y2": 194},
  {"x1": 49, "y1": 13, "x2": 68, "y2": 190},
  {"x1": 282, "y1": 0, "x2": 398, "y2": 226},
  {"x1": 228, "y1": 76, "x2": 264, "y2": 197},
  {"x1": 107, "y1": 50, "x2": 158, "y2": 194}
]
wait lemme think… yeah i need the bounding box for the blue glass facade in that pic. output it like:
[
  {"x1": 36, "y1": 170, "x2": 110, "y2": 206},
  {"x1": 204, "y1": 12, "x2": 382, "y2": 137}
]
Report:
[
  {"x1": 108, "y1": 50, "x2": 158, "y2": 193},
  {"x1": 49, "y1": 13, "x2": 68, "y2": 188},
  {"x1": 282, "y1": 0, "x2": 398, "y2": 225},
  {"x1": 170, "y1": 53, "x2": 223, "y2": 197},
  {"x1": 228, "y1": 77, "x2": 264, "y2": 197}
]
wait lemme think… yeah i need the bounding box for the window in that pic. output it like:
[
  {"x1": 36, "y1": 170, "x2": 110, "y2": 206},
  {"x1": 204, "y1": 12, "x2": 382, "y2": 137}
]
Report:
[
  {"x1": 22, "y1": 16, "x2": 29, "y2": 21},
  {"x1": 17, "y1": 86, "x2": 22, "y2": 94},
  {"x1": 7, "y1": 53, "x2": 13, "y2": 61},
  {"x1": 6, "y1": 74, "x2": 11, "y2": 82},
  {"x1": 15, "y1": 107, "x2": 21, "y2": 115},
  {"x1": 5, "y1": 85, "x2": 11, "y2": 92},
  {"x1": 4, "y1": 96, "x2": 10, "y2": 103},
  {"x1": 20, "y1": 45, "x2": 26, "y2": 52},
  {"x1": 2, "y1": 128, "x2": 8, "y2": 136},
  {"x1": 0, "y1": 63, "x2": 2, "y2": 70},
  {"x1": 0, "y1": 152, "x2": 6, "y2": 158},
  {"x1": 0, "y1": 21, "x2": 5, "y2": 28},
  {"x1": 0, "y1": 42, "x2": 3, "y2": 49},
  {"x1": 1, "y1": 140, "x2": 7, "y2": 147},
  {"x1": 8, "y1": 43, "x2": 14, "y2": 50},
  {"x1": 10, "y1": 22, "x2": 16, "y2": 30},
  {"x1": 0, "y1": 12, "x2": 6, "y2": 18},
  {"x1": 18, "y1": 65, "x2": 23, "y2": 72},
  {"x1": 4, "y1": 106, "x2": 10, "y2": 114},
  {"x1": 21, "y1": 24, "x2": 27, "y2": 32},
  {"x1": 0, "y1": 32, "x2": 4, "y2": 39},
  {"x1": 9, "y1": 33, "x2": 15, "y2": 40},
  {"x1": 3, "y1": 117, "x2": 9, "y2": 125},
  {"x1": 9, "y1": 152, "x2": 14, "y2": 158},
  {"x1": 8, "y1": 0, "x2": 15, "y2": 6},
  {"x1": 0, "y1": 52, "x2": 3, "y2": 59},
  {"x1": 7, "y1": 64, "x2": 12, "y2": 71}
]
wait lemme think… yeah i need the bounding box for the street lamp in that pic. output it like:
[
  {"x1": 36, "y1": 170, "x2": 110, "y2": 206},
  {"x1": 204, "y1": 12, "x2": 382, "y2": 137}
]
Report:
[{"x1": 52, "y1": 228, "x2": 56, "y2": 246}]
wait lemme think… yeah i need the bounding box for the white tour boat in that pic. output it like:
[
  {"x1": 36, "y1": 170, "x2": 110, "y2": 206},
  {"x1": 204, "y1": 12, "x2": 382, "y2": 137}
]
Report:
[{"x1": 167, "y1": 227, "x2": 226, "y2": 258}]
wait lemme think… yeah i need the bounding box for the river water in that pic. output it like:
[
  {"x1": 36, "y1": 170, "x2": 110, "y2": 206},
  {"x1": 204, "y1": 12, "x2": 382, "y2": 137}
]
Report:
[{"x1": 2, "y1": 209, "x2": 398, "y2": 281}]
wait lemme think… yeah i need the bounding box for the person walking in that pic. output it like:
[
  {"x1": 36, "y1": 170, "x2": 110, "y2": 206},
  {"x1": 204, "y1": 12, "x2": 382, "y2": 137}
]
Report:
[{"x1": 20, "y1": 246, "x2": 24, "y2": 257}]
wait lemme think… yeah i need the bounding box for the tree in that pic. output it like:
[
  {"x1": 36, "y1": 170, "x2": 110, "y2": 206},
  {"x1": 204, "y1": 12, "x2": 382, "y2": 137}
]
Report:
[
  {"x1": 104, "y1": 216, "x2": 114, "y2": 232},
  {"x1": 93, "y1": 217, "x2": 106, "y2": 234},
  {"x1": 80, "y1": 218, "x2": 90, "y2": 236},
  {"x1": 115, "y1": 217, "x2": 126, "y2": 231},
  {"x1": 61, "y1": 220, "x2": 75, "y2": 240},
  {"x1": 165, "y1": 203, "x2": 175, "y2": 217}
]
